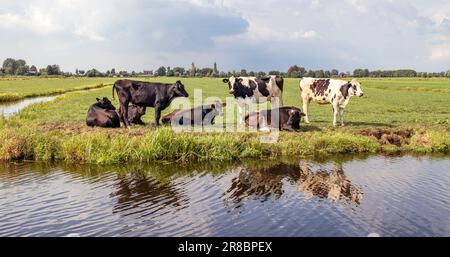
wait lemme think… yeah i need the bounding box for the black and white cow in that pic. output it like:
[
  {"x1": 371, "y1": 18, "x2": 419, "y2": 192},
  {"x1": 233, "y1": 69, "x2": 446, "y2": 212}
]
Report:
[
  {"x1": 222, "y1": 76, "x2": 283, "y2": 124},
  {"x1": 300, "y1": 78, "x2": 364, "y2": 127}
]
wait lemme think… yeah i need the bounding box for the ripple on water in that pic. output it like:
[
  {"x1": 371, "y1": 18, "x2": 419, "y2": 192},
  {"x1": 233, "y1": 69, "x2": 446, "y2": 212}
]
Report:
[{"x1": 0, "y1": 156, "x2": 449, "y2": 236}]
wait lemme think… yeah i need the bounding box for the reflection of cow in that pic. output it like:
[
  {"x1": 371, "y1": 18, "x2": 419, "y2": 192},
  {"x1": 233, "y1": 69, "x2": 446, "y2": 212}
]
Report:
[
  {"x1": 223, "y1": 161, "x2": 363, "y2": 209},
  {"x1": 298, "y1": 161, "x2": 363, "y2": 203},
  {"x1": 110, "y1": 172, "x2": 185, "y2": 215}
]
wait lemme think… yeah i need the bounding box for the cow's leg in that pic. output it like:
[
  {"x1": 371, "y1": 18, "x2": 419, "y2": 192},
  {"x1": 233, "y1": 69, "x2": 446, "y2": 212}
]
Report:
[
  {"x1": 236, "y1": 98, "x2": 246, "y2": 125},
  {"x1": 339, "y1": 107, "x2": 345, "y2": 126},
  {"x1": 332, "y1": 103, "x2": 339, "y2": 127},
  {"x1": 122, "y1": 104, "x2": 131, "y2": 129},
  {"x1": 302, "y1": 96, "x2": 310, "y2": 124},
  {"x1": 155, "y1": 106, "x2": 162, "y2": 127}
]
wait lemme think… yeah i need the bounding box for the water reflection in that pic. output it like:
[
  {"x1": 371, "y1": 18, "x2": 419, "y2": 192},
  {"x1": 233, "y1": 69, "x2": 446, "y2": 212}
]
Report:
[
  {"x1": 0, "y1": 96, "x2": 55, "y2": 118},
  {"x1": 298, "y1": 161, "x2": 363, "y2": 203},
  {"x1": 224, "y1": 160, "x2": 363, "y2": 209},
  {"x1": 110, "y1": 172, "x2": 186, "y2": 215},
  {"x1": 0, "y1": 154, "x2": 449, "y2": 236}
]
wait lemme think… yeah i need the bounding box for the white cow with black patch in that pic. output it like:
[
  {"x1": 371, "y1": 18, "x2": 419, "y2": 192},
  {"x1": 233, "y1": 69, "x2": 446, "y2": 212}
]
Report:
[
  {"x1": 300, "y1": 78, "x2": 364, "y2": 127},
  {"x1": 223, "y1": 75, "x2": 284, "y2": 124}
]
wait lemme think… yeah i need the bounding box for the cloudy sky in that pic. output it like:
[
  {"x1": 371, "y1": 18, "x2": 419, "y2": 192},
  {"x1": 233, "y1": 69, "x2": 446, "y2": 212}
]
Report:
[{"x1": 1, "y1": 0, "x2": 450, "y2": 72}]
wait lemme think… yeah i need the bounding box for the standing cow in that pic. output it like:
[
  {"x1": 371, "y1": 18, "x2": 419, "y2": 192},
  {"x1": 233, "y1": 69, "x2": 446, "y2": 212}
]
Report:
[
  {"x1": 300, "y1": 78, "x2": 364, "y2": 127},
  {"x1": 112, "y1": 80, "x2": 189, "y2": 128},
  {"x1": 222, "y1": 75, "x2": 283, "y2": 124},
  {"x1": 86, "y1": 97, "x2": 120, "y2": 128}
]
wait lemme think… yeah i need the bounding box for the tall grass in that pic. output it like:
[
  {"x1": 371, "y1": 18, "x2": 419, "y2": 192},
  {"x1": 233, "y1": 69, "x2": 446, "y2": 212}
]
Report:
[{"x1": 0, "y1": 127, "x2": 448, "y2": 164}]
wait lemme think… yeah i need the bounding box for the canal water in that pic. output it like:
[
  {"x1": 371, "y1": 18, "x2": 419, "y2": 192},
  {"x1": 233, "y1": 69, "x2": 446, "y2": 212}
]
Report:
[
  {"x1": 0, "y1": 96, "x2": 55, "y2": 118},
  {"x1": 0, "y1": 155, "x2": 449, "y2": 236}
]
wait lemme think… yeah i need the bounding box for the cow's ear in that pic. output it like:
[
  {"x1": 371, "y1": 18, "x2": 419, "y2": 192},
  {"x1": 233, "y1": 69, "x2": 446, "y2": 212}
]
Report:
[
  {"x1": 176, "y1": 80, "x2": 181, "y2": 84},
  {"x1": 222, "y1": 79, "x2": 229, "y2": 83},
  {"x1": 222, "y1": 102, "x2": 227, "y2": 107},
  {"x1": 96, "y1": 98, "x2": 100, "y2": 101},
  {"x1": 238, "y1": 78, "x2": 243, "y2": 83},
  {"x1": 103, "y1": 97, "x2": 108, "y2": 101},
  {"x1": 211, "y1": 103, "x2": 216, "y2": 109}
]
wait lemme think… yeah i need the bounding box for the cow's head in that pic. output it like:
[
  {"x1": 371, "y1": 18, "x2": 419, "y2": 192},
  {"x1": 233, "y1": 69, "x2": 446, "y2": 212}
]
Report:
[
  {"x1": 96, "y1": 97, "x2": 116, "y2": 110},
  {"x1": 171, "y1": 80, "x2": 189, "y2": 98},
  {"x1": 222, "y1": 76, "x2": 243, "y2": 94},
  {"x1": 349, "y1": 79, "x2": 364, "y2": 97},
  {"x1": 210, "y1": 101, "x2": 227, "y2": 116},
  {"x1": 287, "y1": 108, "x2": 305, "y2": 125}
]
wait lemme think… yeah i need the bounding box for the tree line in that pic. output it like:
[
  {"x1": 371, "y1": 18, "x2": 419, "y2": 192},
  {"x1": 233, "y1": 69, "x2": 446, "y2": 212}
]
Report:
[{"x1": 2, "y1": 58, "x2": 449, "y2": 78}]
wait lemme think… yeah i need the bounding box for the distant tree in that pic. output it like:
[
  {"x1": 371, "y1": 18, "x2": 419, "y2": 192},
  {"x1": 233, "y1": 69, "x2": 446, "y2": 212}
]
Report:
[
  {"x1": 111, "y1": 68, "x2": 116, "y2": 76},
  {"x1": 268, "y1": 70, "x2": 281, "y2": 75},
  {"x1": 331, "y1": 69, "x2": 339, "y2": 77},
  {"x1": 213, "y1": 62, "x2": 218, "y2": 75},
  {"x1": 287, "y1": 65, "x2": 306, "y2": 78},
  {"x1": 190, "y1": 62, "x2": 196, "y2": 77},
  {"x1": 2, "y1": 58, "x2": 18, "y2": 75},
  {"x1": 315, "y1": 70, "x2": 325, "y2": 78},
  {"x1": 15, "y1": 65, "x2": 29, "y2": 76},
  {"x1": 240, "y1": 69, "x2": 248, "y2": 76},
  {"x1": 173, "y1": 67, "x2": 185, "y2": 76},
  {"x1": 256, "y1": 71, "x2": 266, "y2": 77},
  {"x1": 155, "y1": 66, "x2": 166, "y2": 76},
  {"x1": 46, "y1": 64, "x2": 61, "y2": 75},
  {"x1": 85, "y1": 69, "x2": 104, "y2": 77},
  {"x1": 166, "y1": 66, "x2": 174, "y2": 76},
  {"x1": 78, "y1": 70, "x2": 85, "y2": 76}
]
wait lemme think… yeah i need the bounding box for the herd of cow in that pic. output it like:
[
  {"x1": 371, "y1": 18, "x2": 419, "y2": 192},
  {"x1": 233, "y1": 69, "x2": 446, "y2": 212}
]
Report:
[{"x1": 86, "y1": 76, "x2": 364, "y2": 131}]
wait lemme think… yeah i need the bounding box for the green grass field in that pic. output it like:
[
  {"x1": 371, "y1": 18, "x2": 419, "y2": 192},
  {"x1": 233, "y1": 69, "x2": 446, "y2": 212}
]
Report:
[
  {"x1": 0, "y1": 77, "x2": 449, "y2": 163},
  {"x1": 0, "y1": 77, "x2": 117, "y2": 102}
]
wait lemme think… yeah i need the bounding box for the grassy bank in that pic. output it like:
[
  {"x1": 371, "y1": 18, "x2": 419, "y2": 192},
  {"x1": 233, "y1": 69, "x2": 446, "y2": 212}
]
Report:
[
  {"x1": 0, "y1": 77, "x2": 449, "y2": 163},
  {"x1": 0, "y1": 126, "x2": 448, "y2": 164}
]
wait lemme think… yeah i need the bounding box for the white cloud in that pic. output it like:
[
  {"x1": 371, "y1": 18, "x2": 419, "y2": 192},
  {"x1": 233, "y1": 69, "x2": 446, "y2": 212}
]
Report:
[
  {"x1": 1, "y1": 0, "x2": 450, "y2": 72},
  {"x1": 430, "y1": 44, "x2": 450, "y2": 60}
]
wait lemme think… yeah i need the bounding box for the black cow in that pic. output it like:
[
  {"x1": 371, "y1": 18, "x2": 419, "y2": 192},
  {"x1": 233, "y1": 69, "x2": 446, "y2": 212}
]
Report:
[
  {"x1": 86, "y1": 97, "x2": 120, "y2": 128},
  {"x1": 245, "y1": 106, "x2": 305, "y2": 132},
  {"x1": 112, "y1": 80, "x2": 189, "y2": 128},
  {"x1": 125, "y1": 105, "x2": 146, "y2": 125},
  {"x1": 161, "y1": 101, "x2": 226, "y2": 126}
]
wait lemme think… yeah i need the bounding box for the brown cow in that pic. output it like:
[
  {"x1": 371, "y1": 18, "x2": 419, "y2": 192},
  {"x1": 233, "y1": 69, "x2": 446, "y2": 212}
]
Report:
[
  {"x1": 86, "y1": 97, "x2": 120, "y2": 128},
  {"x1": 161, "y1": 101, "x2": 226, "y2": 126},
  {"x1": 245, "y1": 106, "x2": 305, "y2": 132}
]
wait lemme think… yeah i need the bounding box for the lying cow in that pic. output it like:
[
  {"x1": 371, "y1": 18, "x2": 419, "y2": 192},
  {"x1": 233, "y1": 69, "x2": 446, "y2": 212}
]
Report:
[
  {"x1": 161, "y1": 101, "x2": 226, "y2": 126},
  {"x1": 125, "y1": 105, "x2": 146, "y2": 125},
  {"x1": 245, "y1": 106, "x2": 305, "y2": 132},
  {"x1": 112, "y1": 80, "x2": 189, "y2": 128},
  {"x1": 300, "y1": 78, "x2": 364, "y2": 127},
  {"x1": 222, "y1": 75, "x2": 283, "y2": 124},
  {"x1": 86, "y1": 97, "x2": 120, "y2": 128}
]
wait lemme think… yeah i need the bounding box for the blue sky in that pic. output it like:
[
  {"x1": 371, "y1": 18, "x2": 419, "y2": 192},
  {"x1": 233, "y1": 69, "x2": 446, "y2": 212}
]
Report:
[{"x1": 1, "y1": 0, "x2": 450, "y2": 72}]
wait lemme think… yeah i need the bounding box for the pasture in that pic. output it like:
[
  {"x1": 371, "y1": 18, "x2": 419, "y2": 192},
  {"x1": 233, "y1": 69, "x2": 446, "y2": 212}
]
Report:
[
  {"x1": 0, "y1": 77, "x2": 449, "y2": 164},
  {"x1": 0, "y1": 77, "x2": 117, "y2": 102}
]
